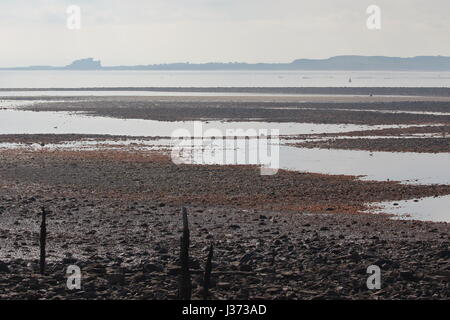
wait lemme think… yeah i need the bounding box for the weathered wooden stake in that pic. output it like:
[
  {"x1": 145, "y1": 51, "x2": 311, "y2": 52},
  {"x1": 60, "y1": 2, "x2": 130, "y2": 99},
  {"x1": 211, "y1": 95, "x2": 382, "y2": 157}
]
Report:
[
  {"x1": 179, "y1": 207, "x2": 191, "y2": 300},
  {"x1": 202, "y1": 243, "x2": 214, "y2": 300},
  {"x1": 39, "y1": 207, "x2": 47, "y2": 275}
]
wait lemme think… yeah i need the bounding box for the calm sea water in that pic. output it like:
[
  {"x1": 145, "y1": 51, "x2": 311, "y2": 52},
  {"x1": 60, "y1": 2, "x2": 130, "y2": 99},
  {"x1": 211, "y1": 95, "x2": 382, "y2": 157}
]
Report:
[
  {"x1": 369, "y1": 196, "x2": 450, "y2": 223},
  {"x1": 1, "y1": 70, "x2": 450, "y2": 88}
]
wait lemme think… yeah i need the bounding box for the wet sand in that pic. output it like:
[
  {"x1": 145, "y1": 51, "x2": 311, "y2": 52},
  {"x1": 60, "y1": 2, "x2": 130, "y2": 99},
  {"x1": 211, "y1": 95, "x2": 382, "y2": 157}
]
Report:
[
  {"x1": 318, "y1": 125, "x2": 450, "y2": 137},
  {"x1": 15, "y1": 96, "x2": 450, "y2": 125},
  {"x1": 293, "y1": 137, "x2": 450, "y2": 153}
]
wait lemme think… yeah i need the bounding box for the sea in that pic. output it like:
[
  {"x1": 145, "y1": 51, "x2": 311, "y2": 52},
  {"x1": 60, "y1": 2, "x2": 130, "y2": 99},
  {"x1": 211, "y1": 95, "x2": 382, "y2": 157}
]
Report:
[{"x1": 1, "y1": 70, "x2": 450, "y2": 89}]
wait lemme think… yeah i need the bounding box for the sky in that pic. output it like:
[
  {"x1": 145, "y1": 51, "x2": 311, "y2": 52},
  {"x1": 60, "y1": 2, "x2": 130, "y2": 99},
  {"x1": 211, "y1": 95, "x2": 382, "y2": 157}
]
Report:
[{"x1": 0, "y1": 0, "x2": 449, "y2": 67}]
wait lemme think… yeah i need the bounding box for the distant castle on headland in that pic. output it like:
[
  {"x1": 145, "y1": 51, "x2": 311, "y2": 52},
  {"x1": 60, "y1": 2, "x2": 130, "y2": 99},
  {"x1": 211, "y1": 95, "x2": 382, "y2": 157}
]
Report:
[{"x1": 65, "y1": 58, "x2": 102, "y2": 70}]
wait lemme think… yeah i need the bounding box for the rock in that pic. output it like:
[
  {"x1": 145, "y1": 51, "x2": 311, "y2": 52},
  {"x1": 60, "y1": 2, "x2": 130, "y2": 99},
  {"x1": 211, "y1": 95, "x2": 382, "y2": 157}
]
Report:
[
  {"x1": 85, "y1": 264, "x2": 107, "y2": 275},
  {"x1": 142, "y1": 263, "x2": 164, "y2": 273},
  {"x1": 239, "y1": 264, "x2": 253, "y2": 272},
  {"x1": 167, "y1": 265, "x2": 180, "y2": 275},
  {"x1": 217, "y1": 282, "x2": 232, "y2": 289},
  {"x1": 189, "y1": 258, "x2": 201, "y2": 270},
  {"x1": 273, "y1": 239, "x2": 282, "y2": 246},
  {"x1": 156, "y1": 246, "x2": 168, "y2": 254},
  {"x1": 240, "y1": 252, "x2": 256, "y2": 264},
  {"x1": 0, "y1": 261, "x2": 10, "y2": 273},
  {"x1": 437, "y1": 249, "x2": 449, "y2": 259},
  {"x1": 62, "y1": 257, "x2": 78, "y2": 264},
  {"x1": 400, "y1": 270, "x2": 417, "y2": 281},
  {"x1": 107, "y1": 273, "x2": 125, "y2": 286},
  {"x1": 265, "y1": 287, "x2": 281, "y2": 294},
  {"x1": 131, "y1": 272, "x2": 146, "y2": 282},
  {"x1": 255, "y1": 267, "x2": 275, "y2": 274}
]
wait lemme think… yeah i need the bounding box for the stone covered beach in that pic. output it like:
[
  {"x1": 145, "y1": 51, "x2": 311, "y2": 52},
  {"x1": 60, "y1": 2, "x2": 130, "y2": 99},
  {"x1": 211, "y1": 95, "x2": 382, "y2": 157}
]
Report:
[{"x1": 0, "y1": 89, "x2": 449, "y2": 299}]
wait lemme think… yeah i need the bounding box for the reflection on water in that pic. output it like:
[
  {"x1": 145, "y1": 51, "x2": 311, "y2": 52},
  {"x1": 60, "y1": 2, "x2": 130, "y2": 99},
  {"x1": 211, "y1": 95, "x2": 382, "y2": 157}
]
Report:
[
  {"x1": 280, "y1": 146, "x2": 450, "y2": 185},
  {"x1": 369, "y1": 196, "x2": 450, "y2": 223},
  {"x1": 0, "y1": 99, "x2": 46, "y2": 108},
  {"x1": 0, "y1": 109, "x2": 399, "y2": 136}
]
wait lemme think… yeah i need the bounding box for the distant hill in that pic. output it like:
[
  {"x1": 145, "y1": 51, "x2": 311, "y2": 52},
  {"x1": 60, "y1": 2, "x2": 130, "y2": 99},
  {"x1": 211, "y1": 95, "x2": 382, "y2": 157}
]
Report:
[
  {"x1": 66, "y1": 58, "x2": 102, "y2": 70},
  {"x1": 290, "y1": 56, "x2": 450, "y2": 71},
  {"x1": 2, "y1": 56, "x2": 450, "y2": 71}
]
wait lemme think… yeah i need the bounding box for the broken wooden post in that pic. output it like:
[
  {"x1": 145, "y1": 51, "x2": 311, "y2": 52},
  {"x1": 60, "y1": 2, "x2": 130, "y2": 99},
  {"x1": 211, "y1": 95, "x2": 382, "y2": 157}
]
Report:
[
  {"x1": 39, "y1": 207, "x2": 47, "y2": 275},
  {"x1": 202, "y1": 243, "x2": 214, "y2": 300},
  {"x1": 179, "y1": 206, "x2": 191, "y2": 300}
]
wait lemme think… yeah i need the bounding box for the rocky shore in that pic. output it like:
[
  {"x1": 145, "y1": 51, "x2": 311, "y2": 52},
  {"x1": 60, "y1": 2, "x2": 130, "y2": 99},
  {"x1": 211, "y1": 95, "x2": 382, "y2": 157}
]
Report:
[
  {"x1": 0, "y1": 92, "x2": 449, "y2": 300},
  {"x1": 0, "y1": 149, "x2": 448, "y2": 300},
  {"x1": 293, "y1": 137, "x2": 450, "y2": 153}
]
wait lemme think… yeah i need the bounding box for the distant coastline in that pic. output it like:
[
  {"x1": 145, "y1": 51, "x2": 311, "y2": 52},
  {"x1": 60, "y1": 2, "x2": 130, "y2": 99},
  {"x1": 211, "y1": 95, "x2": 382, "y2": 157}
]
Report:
[
  {"x1": 2, "y1": 56, "x2": 450, "y2": 71},
  {"x1": 2, "y1": 87, "x2": 450, "y2": 97}
]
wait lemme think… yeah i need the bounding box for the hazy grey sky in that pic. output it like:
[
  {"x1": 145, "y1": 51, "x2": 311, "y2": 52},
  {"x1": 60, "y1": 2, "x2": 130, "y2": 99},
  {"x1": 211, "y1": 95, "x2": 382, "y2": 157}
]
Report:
[{"x1": 1, "y1": 0, "x2": 449, "y2": 67}]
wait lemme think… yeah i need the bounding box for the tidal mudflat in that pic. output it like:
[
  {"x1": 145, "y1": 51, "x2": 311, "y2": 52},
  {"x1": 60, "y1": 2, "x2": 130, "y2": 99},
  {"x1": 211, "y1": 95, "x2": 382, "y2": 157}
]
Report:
[{"x1": 0, "y1": 92, "x2": 449, "y2": 300}]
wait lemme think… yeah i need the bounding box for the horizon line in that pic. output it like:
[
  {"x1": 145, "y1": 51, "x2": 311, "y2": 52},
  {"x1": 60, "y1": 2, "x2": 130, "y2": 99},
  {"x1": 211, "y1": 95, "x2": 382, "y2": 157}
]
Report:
[{"x1": 2, "y1": 54, "x2": 450, "y2": 68}]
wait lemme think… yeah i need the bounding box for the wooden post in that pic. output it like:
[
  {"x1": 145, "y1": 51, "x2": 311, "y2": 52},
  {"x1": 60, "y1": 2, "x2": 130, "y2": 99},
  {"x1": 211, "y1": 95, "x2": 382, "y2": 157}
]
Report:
[
  {"x1": 39, "y1": 207, "x2": 47, "y2": 275},
  {"x1": 179, "y1": 207, "x2": 191, "y2": 300},
  {"x1": 202, "y1": 243, "x2": 214, "y2": 300}
]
